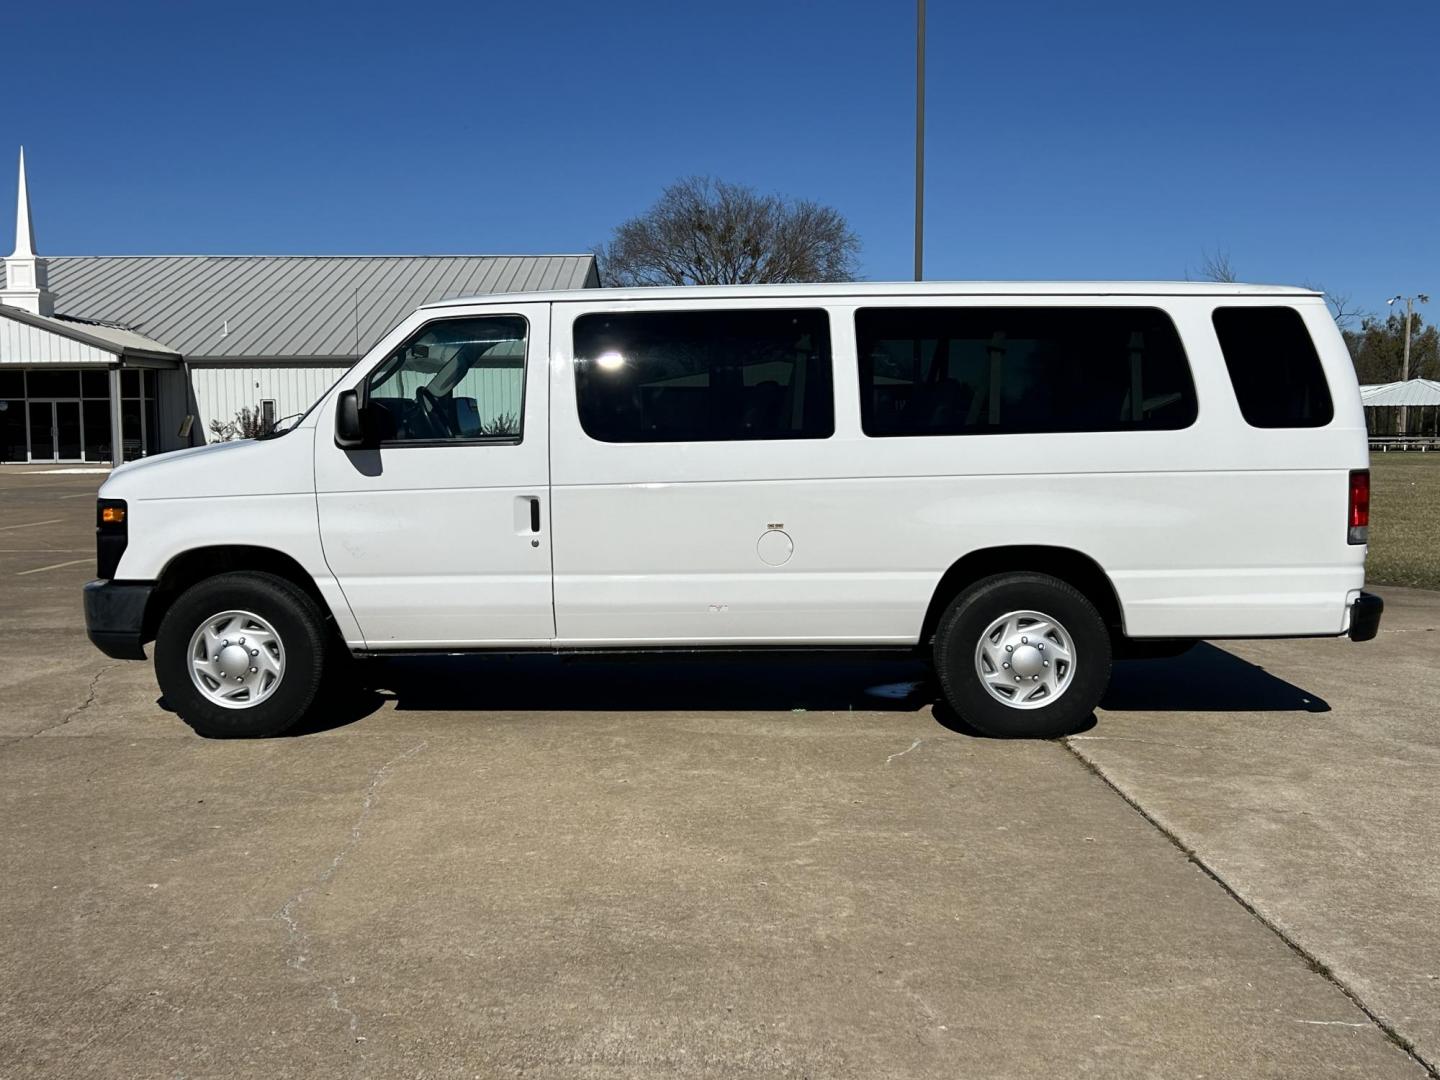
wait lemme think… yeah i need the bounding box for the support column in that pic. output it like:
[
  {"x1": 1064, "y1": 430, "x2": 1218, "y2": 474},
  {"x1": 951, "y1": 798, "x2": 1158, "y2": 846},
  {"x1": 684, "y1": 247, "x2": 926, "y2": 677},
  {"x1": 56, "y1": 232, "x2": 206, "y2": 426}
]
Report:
[{"x1": 108, "y1": 367, "x2": 123, "y2": 465}]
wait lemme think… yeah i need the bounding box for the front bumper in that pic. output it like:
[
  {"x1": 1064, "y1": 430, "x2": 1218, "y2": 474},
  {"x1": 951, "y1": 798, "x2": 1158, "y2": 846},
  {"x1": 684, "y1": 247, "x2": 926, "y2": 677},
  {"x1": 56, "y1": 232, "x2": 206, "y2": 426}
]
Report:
[
  {"x1": 83, "y1": 579, "x2": 154, "y2": 660},
  {"x1": 1348, "y1": 591, "x2": 1384, "y2": 642}
]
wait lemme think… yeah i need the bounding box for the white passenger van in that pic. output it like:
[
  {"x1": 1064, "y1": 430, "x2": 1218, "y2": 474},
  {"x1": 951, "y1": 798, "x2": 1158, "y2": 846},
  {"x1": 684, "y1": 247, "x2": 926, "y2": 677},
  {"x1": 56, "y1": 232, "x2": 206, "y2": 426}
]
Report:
[{"x1": 83, "y1": 282, "x2": 1382, "y2": 739}]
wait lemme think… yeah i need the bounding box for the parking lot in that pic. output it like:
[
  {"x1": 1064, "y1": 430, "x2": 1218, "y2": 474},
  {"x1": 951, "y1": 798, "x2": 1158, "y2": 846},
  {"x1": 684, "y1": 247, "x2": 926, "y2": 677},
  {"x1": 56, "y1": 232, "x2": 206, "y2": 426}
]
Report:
[{"x1": 1, "y1": 468, "x2": 1437, "y2": 1080}]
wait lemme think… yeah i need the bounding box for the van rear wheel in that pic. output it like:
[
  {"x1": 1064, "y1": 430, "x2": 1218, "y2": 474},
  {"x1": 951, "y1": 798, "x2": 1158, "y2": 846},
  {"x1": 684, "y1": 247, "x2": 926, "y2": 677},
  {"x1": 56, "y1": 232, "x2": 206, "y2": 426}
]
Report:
[
  {"x1": 933, "y1": 572, "x2": 1111, "y2": 739},
  {"x1": 155, "y1": 572, "x2": 328, "y2": 738}
]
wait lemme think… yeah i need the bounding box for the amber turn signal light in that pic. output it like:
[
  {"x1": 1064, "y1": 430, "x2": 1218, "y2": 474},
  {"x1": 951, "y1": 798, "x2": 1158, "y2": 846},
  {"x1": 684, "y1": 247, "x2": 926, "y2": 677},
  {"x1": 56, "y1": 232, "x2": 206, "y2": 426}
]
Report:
[{"x1": 101, "y1": 506, "x2": 125, "y2": 525}]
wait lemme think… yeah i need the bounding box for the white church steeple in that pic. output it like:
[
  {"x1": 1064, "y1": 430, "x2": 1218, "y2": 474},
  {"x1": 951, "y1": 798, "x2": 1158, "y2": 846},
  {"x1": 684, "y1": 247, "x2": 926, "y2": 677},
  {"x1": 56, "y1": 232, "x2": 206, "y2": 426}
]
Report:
[{"x1": 2, "y1": 147, "x2": 56, "y2": 316}]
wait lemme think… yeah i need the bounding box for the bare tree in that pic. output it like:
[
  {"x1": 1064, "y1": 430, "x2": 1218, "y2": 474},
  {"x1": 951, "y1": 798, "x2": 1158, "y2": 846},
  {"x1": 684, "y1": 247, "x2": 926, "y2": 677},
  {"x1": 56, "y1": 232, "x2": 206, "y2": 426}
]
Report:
[
  {"x1": 598, "y1": 176, "x2": 860, "y2": 286},
  {"x1": 1195, "y1": 247, "x2": 1239, "y2": 283},
  {"x1": 1303, "y1": 281, "x2": 1365, "y2": 328}
]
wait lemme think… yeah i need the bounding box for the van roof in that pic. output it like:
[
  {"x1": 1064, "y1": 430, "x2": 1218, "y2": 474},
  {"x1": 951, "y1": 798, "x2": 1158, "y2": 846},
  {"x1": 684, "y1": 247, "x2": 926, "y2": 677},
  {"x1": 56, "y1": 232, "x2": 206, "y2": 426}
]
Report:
[{"x1": 422, "y1": 280, "x2": 1323, "y2": 310}]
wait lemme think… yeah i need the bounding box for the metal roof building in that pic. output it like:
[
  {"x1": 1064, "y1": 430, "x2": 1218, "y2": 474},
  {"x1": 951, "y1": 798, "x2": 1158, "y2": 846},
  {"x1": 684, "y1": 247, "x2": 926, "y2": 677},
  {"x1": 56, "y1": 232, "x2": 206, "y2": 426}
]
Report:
[
  {"x1": 0, "y1": 254, "x2": 597, "y2": 361},
  {"x1": 1359, "y1": 379, "x2": 1440, "y2": 440},
  {"x1": 0, "y1": 150, "x2": 598, "y2": 464},
  {"x1": 1359, "y1": 378, "x2": 1440, "y2": 408}
]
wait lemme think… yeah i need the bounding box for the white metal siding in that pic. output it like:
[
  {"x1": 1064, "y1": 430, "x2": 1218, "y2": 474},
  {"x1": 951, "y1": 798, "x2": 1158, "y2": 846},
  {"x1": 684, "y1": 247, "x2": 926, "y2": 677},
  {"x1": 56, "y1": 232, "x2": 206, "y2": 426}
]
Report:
[
  {"x1": 191, "y1": 364, "x2": 351, "y2": 437},
  {"x1": 0, "y1": 318, "x2": 115, "y2": 365}
]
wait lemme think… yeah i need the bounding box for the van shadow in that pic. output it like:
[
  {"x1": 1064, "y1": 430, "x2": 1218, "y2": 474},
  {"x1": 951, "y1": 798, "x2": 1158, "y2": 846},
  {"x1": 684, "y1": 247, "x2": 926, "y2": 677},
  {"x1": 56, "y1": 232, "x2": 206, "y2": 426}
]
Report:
[
  {"x1": 284, "y1": 638, "x2": 1327, "y2": 737},
  {"x1": 276, "y1": 653, "x2": 935, "y2": 738},
  {"x1": 1101, "y1": 642, "x2": 1330, "y2": 713},
  {"x1": 366, "y1": 652, "x2": 936, "y2": 714}
]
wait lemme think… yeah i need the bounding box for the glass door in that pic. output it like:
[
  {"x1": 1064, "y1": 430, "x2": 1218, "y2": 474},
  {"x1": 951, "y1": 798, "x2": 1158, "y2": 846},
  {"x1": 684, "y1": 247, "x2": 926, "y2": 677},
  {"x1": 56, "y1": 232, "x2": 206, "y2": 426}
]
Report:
[
  {"x1": 23, "y1": 401, "x2": 86, "y2": 461},
  {"x1": 28, "y1": 401, "x2": 53, "y2": 461}
]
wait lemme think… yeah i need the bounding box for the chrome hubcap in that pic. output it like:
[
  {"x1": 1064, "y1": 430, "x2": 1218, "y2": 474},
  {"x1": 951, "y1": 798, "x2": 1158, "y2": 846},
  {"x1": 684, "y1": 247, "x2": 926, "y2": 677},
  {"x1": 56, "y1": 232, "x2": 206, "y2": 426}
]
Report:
[
  {"x1": 187, "y1": 610, "x2": 285, "y2": 709},
  {"x1": 974, "y1": 609, "x2": 1075, "y2": 710}
]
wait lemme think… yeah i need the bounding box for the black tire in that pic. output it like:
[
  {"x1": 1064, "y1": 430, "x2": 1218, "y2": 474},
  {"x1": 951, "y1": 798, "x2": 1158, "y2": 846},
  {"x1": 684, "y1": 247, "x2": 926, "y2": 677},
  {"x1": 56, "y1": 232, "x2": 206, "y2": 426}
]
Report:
[
  {"x1": 155, "y1": 572, "x2": 329, "y2": 738},
  {"x1": 933, "y1": 572, "x2": 1111, "y2": 739}
]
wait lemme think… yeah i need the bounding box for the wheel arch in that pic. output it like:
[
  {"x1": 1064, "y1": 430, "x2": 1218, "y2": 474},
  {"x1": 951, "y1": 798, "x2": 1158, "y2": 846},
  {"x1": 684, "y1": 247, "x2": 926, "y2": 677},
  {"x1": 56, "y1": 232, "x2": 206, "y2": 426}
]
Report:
[
  {"x1": 143, "y1": 545, "x2": 336, "y2": 643},
  {"x1": 919, "y1": 545, "x2": 1125, "y2": 646}
]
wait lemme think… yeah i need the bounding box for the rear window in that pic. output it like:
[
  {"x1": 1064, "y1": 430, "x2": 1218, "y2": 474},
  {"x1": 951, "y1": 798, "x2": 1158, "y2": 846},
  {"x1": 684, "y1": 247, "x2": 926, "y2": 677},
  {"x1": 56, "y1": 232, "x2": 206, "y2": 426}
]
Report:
[
  {"x1": 573, "y1": 308, "x2": 833, "y2": 442},
  {"x1": 1212, "y1": 307, "x2": 1333, "y2": 428},
  {"x1": 855, "y1": 306, "x2": 1197, "y2": 436}
]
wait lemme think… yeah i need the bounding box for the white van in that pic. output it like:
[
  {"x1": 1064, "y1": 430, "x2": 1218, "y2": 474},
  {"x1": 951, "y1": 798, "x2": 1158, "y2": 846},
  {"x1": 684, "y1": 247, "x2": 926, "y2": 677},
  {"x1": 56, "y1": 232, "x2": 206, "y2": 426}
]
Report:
[{"x1": 83, "y1": 282, "x2": 1382, "y2": 739}]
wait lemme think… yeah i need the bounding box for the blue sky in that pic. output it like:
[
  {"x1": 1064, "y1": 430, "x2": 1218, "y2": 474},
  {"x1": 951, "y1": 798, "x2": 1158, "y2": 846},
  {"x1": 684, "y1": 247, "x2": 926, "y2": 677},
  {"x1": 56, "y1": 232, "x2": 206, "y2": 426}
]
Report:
[{"x1": 5, "y1": 0, "x2": 1436, "y2": 319}]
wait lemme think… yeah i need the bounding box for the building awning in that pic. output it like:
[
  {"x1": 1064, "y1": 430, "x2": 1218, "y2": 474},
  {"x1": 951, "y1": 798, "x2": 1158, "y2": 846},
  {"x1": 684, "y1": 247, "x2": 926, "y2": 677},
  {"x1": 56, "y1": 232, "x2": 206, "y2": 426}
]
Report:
[
  {"x1": 1359, "y1": 379, "x2": 1440, "y2": 407},
  {"x1": 0, "y1": 303, "x2": 180, "y2": 366}
]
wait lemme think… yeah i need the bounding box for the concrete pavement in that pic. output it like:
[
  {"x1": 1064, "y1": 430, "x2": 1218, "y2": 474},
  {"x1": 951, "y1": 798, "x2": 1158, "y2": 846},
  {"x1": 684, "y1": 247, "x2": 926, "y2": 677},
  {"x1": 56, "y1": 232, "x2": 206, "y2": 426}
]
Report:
[
  {"x1": 1071, "y1": 587, "x2": 1440, "y2": 1073},
  {"x1": 0, "y1": 468, "x2": 1436, "y2": 1079}
]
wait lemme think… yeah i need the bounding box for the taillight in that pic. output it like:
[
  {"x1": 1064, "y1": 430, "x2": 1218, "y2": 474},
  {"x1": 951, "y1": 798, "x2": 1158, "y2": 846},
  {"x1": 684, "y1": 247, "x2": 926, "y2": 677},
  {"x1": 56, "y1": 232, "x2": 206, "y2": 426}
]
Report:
[{"x1": 1348, "y1": 470, "x2": 1369, "y2": 545}]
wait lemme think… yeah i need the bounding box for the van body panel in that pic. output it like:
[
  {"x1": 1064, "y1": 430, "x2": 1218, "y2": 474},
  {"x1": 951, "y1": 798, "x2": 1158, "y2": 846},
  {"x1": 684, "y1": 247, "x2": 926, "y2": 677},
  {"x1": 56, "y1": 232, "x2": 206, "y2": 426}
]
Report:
[
  {"x1": 311, "y1": 303, "x2": 554, "y2": 648},
  {"x1": 92, "y1": 282, "x2": 1370, "y2": 657},
  {"x1": 97, "y1": 426, "x2": 368, "y2": 647},
  {"x1": 546, "y1": 294, "x2": 1366, "y2": 645}
]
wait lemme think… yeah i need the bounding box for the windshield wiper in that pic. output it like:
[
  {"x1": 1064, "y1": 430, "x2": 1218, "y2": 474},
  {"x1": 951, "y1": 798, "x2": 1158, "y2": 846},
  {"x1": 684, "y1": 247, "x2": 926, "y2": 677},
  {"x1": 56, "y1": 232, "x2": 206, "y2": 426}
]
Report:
[{"x1": 256, "y1": 412, "x2": 304, "y2": 440}]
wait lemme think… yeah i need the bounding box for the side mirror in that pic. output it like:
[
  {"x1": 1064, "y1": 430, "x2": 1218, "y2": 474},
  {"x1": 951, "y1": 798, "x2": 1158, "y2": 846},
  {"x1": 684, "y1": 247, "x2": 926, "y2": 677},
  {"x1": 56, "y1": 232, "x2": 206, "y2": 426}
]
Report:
[{"x1": 334, "y1": 388, "x2": 373, "y2": 449}]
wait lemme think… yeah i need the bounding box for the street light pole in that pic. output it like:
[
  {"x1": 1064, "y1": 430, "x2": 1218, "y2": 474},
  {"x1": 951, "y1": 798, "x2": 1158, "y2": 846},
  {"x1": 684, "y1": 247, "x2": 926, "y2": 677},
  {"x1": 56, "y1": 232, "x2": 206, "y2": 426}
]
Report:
[
  {"x1": 914, "y1": 0, "x2": 925, "y2": 282},
  {"x1": 1387, "y1": 293, "x2": 1430, "y2": 435}
]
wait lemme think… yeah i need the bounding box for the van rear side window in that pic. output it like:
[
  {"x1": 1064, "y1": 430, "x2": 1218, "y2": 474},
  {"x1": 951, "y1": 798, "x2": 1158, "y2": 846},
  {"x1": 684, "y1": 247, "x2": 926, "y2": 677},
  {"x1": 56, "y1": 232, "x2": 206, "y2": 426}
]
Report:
[
  {"x1": 1212, "y1": 307, "x2": 1333, "y2": 428},
  {"x1": 855, "y1": 307, "x2": 1196, "y2": 437},
  {"x1": 574, "y1": 309, "x2": 834, "y2": 442}
]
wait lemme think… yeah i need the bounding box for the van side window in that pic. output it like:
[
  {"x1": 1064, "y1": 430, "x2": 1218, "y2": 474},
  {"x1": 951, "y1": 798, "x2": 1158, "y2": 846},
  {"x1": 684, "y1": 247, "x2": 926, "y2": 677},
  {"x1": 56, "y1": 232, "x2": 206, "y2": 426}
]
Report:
[
  {"x1": 366, "y1": 316, "x2": 527, "y2": 444},
  {"x1": 1213, "y1": 307, "x2": 1334, "y2": 428},
  {"x1": 574, "y1": 309, "x2": 834, "y2": 442},
  {"x1": 855, "y1": 307, "x2": 1196, "y2": 437}
]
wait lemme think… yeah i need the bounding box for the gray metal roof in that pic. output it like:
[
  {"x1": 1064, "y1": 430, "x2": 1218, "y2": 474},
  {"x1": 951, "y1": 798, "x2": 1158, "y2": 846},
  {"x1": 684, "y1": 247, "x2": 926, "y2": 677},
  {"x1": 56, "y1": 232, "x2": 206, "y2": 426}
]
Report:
[
  {"x1": 1360, "y1": 378, "x2": 1440, "y2": 407},
  {"x1": 0, "y1": 303, "x2": 180, "y2": 358},
  {"x1": 0, "y1": 255, "x2": 598, "y2": 361}
]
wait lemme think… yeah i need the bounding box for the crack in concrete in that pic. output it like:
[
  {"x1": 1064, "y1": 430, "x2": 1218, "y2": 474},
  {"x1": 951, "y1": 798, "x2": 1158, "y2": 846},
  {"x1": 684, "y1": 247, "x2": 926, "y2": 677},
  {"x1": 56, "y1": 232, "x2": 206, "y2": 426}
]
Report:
[
  {"x1": 276, "y1": 740, "x2": 428, "y2": 1069},
  {"x1": 1068, "y1": 734, "x2": 1220, "y2": 752},
  {"x1": 28, "y1": 662, "x2": 122, "y2": 738},
  {"x1": 1064, "y1": 737, "x2": 1440, "y2": 1079},
  {"x1": 886, "y1": 739, "x2": 924, "y2": 766}
]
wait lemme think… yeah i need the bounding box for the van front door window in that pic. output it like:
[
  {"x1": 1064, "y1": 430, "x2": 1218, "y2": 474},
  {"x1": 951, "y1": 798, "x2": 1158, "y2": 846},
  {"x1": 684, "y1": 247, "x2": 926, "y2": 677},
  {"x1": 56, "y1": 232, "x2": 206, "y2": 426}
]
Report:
[{"x1": 367, "y1": 316, "x2": 528, "y2": 443}]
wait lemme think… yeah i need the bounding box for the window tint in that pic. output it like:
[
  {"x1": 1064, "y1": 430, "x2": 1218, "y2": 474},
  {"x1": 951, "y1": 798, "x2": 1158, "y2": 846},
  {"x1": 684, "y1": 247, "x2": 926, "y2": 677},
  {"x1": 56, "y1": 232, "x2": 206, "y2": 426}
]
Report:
[
  {"x1": 1213, "y1": 307, "x2": 1333, "y2": 428},
  {"x1": 366, "y1": 316, "x2": 527, "y2": 443},
  {"x1": 856, "y1": 307, "x2": 1197, "y2": 436},
  {"x1": 26, "y1": 370, "x2": 80, "y2": 398},
  {"x1": 574, "y1": 309, "x2": 833, "y2": 442}
]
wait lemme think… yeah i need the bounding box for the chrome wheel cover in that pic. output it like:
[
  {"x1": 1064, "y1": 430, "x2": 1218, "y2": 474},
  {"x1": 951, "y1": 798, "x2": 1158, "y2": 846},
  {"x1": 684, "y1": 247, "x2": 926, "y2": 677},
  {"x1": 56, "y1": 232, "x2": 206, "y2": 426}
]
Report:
[
  {"x1": 187, "y1": 610, "x2": 285, "y2": 709},
  {"x1": 974, "y1": 609, "x2": 1075, "y2": 710}
]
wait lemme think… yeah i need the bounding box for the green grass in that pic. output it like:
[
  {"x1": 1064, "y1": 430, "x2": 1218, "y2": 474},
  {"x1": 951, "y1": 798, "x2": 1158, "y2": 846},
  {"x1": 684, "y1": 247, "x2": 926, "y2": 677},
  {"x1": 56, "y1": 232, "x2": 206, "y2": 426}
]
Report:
[{"x1": 1368, "y1": 454, "x2": 1440, "y2": 590}]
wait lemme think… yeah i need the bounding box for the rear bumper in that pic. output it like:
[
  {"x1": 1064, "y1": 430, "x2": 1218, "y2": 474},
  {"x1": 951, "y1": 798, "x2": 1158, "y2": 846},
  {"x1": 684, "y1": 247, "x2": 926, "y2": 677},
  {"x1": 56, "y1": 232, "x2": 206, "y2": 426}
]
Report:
[
  {"x1": 1348, "y1": 591, "x2": 1384, "y2": 642},
  {"x1": 83, "y1": 579, "x2": 154, "y2": 660}
]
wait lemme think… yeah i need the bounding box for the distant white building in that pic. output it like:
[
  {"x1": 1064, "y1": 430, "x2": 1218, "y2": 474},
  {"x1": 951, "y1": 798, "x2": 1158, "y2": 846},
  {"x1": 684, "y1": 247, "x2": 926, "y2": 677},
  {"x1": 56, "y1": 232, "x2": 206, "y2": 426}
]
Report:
[{"x1": 0, "y1": 149, "x2": 598, "y2": 463}]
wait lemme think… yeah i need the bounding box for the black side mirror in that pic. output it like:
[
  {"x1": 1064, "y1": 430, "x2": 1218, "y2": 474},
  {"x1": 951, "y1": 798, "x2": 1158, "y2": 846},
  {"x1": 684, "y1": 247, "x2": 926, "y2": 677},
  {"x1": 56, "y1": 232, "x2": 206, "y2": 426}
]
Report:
[{"x1": 334, "y1": 388, "x2": 373, "y2": 449}]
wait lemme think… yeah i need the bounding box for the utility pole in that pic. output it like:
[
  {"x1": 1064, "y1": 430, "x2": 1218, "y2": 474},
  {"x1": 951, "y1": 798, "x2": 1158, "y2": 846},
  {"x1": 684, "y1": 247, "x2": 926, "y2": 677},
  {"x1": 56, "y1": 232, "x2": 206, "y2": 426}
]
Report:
[
  {"x1": 914, "y1": 0, "x2": 925, "y2": 282},
  {"x1": 1387, "y1": 293, "x2": 1430, "y2": 434}
]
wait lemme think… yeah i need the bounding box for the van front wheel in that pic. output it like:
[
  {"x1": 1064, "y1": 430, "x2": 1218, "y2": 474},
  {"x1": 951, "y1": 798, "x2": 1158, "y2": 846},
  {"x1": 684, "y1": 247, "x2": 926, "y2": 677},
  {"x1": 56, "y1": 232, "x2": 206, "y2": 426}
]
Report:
[
  {"x1": 155, "y1": 572, "x2": 328, "y2": 738},
  {"x1": 933, "y1": 572, "x2": 1111, "y2": 738}
]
